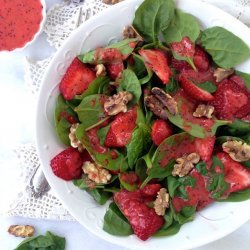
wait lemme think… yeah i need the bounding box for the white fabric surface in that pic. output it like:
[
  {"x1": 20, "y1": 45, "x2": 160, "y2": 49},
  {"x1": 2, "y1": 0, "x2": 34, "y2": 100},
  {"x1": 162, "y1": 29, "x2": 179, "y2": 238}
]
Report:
[{"x1": 0, "y1": 0, "x2": 250, "y2": 249}]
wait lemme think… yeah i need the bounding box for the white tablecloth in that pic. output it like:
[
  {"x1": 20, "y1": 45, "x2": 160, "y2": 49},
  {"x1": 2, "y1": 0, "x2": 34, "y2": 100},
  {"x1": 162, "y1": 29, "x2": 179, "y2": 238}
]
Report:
[{"x1": 0, "y1": 0, "x2": 250, "y2": 249}]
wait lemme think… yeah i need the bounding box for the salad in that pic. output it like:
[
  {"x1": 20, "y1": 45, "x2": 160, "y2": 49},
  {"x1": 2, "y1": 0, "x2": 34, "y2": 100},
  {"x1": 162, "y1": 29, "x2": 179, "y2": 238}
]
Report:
[{"x1": 50, "y1": 0, "x2": 250, "y2": 241}]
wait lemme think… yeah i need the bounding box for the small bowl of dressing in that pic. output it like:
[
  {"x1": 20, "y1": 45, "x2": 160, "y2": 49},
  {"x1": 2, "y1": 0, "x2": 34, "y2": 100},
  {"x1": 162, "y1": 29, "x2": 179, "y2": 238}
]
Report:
[{"x1": 0, "y1": 0, "x2": 46, "y2": 52}]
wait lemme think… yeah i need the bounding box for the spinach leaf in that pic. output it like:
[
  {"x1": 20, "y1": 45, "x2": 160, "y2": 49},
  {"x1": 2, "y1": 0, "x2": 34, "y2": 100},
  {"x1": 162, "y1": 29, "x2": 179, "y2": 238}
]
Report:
[
  {"x1": 103, "y1": 202, "x2": 133, "y2": 236},
  {"x1": 79, "y1": 38, "x2": 138, "y2": 64},
  {"x1": 97, "y1": 124, "x2": 110, "y2": 146},
  {"x1": 153, "y1": 221, "x2": 181, "y2": 237},
  {"x1": 75, "y1": 94, "x2": 107, "y2": 129},
  {"x1": 221, "y1": 119, "x2": 250, "y2": 136},
  {"x1": 195, "y1": 161, "x2": 208, "y2": 176},
  {"x1": 117, "y1": 69, "x2": 142, "y2": 105},
  {"x1": 201, "y1": 26, "x2": 250, "y2": 68},
  {"x1": 133, "y1": 0, "x2": 175, "y2": 43},
  {"x1": 236, "y1": 71, "x2": 250, "y2": 90},
  {"x1": 197, "y1": 81, "x2": 217, "y2": 93},
  {"x1": 88, "y1": 188, "x2": 111, "y2": 205},
  {"x1": 167, "y1": 176, "x2": 180, "y2": 197},
  {"x1": 126, "y1": 123, "x2": 152, "y2": 168},
  {"x1": 15, "y1": 231, "x2": 65, "y2": 250},
  {"x1": 130, "y1": 54, "x2": 153, "y2": 85},
  {"x1": 207, "y1": 156, "x2": 229, "y2": 199},
  {"x1": 76, "y1": 124, "x2": 129, "y2": 171},
  {"x1": 54, "y1": 95, "x2": 78, "y2": 145},
  {"x1": 162, "y1": 9, "x2": 200, "y2": 43},
  {"x1": 75, "y1": 76, "x2": 110, "y2": 100},
  {"x1": 165, "y1": 77, "x2": 179, "y2": 94},
  {"x1": 219, "y1": 188, "x2": 250, "y2": 202}
]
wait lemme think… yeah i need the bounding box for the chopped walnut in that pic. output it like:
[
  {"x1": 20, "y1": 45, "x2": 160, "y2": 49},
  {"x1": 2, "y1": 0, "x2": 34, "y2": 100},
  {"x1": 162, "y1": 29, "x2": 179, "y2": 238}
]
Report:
[
  {"x1": 154, "y1": 188, "x2": 170, "y2": 216},
  {"x1": 95, "y1": 64, "x2": 106, "y2": 77},
  {"x1": 214, "y1": 68, "x2": 234, "y2": 82},
  {"x1": 102, "y1": 0, "x2": 122, "y2": 5},
  {"x1": 8, "y1": 225, "x2": 35, "y2": 238},
  {"x1": 123, "y1": 25, "x2": 141, "y2": 39},
  {"x1": 193, "y1": 104, "x2": 214, "y2": 119},
  {"x1": 222, "y1": 140, "x2": 250, "y2": 162},
  {"x1": 151, "y1": 87, "x2": 178, "y2": 115},
  {"x1": 172, "y1": 153, "x2": 200, "y2": 177},
  {"x1": 104, "y1": 91, "x2": 133, "y2": 116},
  {"x1": 82, "y1": 161, "x2": 112, "y2": 184},
  {"x1": 69, "y1": 123, "x2": 84, "y2": 152}
]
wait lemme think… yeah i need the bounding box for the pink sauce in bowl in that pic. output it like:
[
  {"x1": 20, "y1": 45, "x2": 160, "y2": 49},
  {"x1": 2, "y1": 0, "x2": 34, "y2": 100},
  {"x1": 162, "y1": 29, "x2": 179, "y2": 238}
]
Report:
[{"x1": 0, "y1": 0, "x2": 45, "y2": 51}]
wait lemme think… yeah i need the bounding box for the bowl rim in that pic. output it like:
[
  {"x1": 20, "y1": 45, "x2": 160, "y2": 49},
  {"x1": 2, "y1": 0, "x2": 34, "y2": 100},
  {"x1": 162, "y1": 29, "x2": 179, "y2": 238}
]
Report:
[
  {"x1": 0, "y1": 0, "x2": 46, "y2": 53},
  {"x1": 35, "y1": 0, "x2": 250, "y2": 249}
]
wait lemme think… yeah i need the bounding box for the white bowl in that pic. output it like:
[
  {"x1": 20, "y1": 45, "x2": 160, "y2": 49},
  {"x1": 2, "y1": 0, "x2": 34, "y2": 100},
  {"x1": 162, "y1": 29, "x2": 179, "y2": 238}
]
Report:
[
  {"x1": 36, "y1": 0, "x2": 250, "y2": 249},
  {"x1": 0, "y1": 0, "x2": 46, "y2": 53}
]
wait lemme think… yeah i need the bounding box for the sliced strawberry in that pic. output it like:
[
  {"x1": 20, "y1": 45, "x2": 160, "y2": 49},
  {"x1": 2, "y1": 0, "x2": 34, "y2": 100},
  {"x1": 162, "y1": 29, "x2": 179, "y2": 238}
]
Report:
[
  {"x1": 172, "y1": 170, "x2": 212, "y2": 212},
  {"x1": 59, "y1": 58, "x2": 96, "y2": 100},
  {"x1": 139, "y1": 49, "x2": 172, "y2": 84},
  {"x1": 151, "y1": 119, "x2": 173, "y2": 146},
  {"x1": 209, "y1": 79, "x2": 249, "y2": 120},
  {"x1": 179, "y1": 74, "x2": 214, "y2": 101},
  {"x1": 193, "y1": 46, "x2": 210, "y2": 72},
  {"x1": 171, "y1": 37, "x2": 195, "y2": 58},
  {"x1": 50, "y1": 147, "x2": 83, "y2": 181},
  {"x1": 229, "y1": 75, "x2": 246, "y2": 89},
  {"x1": 120, "y1": 172, "x2": 139, "y2": 185},
  {"x1": 194, "y1": 136, "x2": 215, "y2": 162},
  {"x1": 217, "y1": 152, "x2": 250, "y2": 193},
  {"x1": 171, "y1": 57, "x2": 192, "y2": 72},
  {"x1": 141, "y1": 183, "x2": 162, "y2": 198},
  {"x1": 95, "y1": 48, "x2": 124, "y2": 63},
  {"x1": 114, "y1": 186, "x2": 164, "y2": 241},
  {"x1": 104, "y1": 107, "x2": 137, "y2": 148},
  {"x1": 106, "y1": 62, "x2": 124, "y2": 80}
]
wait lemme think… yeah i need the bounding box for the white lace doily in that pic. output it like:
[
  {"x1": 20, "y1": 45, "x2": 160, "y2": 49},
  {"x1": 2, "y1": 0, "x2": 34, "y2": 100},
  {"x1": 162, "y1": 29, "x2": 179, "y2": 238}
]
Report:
[{"x1": 9, "y1": 0, "x2": 250, "y2": 221}]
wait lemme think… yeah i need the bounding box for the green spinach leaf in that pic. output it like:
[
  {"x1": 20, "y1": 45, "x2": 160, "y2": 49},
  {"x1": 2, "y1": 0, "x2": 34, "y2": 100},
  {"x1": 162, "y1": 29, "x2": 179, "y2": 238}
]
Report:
[
  {"x1": 15, "y1": 231, "x2": 65, "y2": 250},
  {"x1": 195, "y1": 161, "x2": 208, "y2": 176},
  {"x1": 197, "y1": 81, "x2": 217, "y2": 93},
  {"x1": 117, "y1": 69, "x2": 142, "y2": 105},
  {"x1": 97, "y1": 124, "x2": 110, "y2": 146},
  {"x1": 103, "y1": 202, "x2": 133, "y2": 236},
  {"x1": 165, "y1": 77, "x2": 179, "y2": 94},
  {"x1": 75, "y1": 94, "x2": 107, "y2": 129},
  {"x1": 126, "y1": 123, "x2": 152, "y2": 168},
  {"x1": 219, "y1": 188, "x2": 250, "y2": 202},
  {"x1": 133, "y1": 0, "x2": 175, "y2": 43},
  {"x1": 54, "y1": 95, "x2": 78, "y2": 145},
  {"x1": 162, "y1": 9, "x2": 200, "y2": 43},
  {"x1": 201, "y1": 26, "x2": 250, "y2": 68},
  {"x1": 75, "y1": 76, "x2": 110, "y2": 100}
]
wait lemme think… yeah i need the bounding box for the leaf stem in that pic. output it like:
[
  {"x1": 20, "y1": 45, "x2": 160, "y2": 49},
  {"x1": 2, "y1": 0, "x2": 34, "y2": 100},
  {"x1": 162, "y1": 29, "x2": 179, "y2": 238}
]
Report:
[{"x1": 85, "y1": 117, "x2": 110, "y2": 131}]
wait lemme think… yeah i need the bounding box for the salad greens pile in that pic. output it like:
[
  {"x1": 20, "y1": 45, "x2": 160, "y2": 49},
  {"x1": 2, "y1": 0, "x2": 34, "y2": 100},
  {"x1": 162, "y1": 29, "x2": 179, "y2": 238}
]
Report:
[{"x1": 52, "y1": 0, "x2": 250, "y2": 240}]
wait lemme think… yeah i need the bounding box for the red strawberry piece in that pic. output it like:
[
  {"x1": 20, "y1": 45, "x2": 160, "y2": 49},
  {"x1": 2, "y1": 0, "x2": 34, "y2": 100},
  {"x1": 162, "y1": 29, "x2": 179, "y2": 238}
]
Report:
[
  {"x1": 59, "y1": 58, "x2": 96, "y2": 100},
  {"x1": 104, "y1": 107, "x2": 137, "y2": 148},
  {"x1": 193, "y1": 46, "x2": 210, "y2": 72},
  {"x1": 181, "y1": 69, "x2": 216, "y2": 84},
  {"x1": 172, "y1": 170, "x2": 212, "y2": 212},
  {"x1": 114, "y1": 187, "x2": 164, "y2": 241},
  {"x1": 171, "y1": 57, "x2": 192, "y2": 72},
  {"x1": 120, "y1": 172, "x2": 139, "y2": 185},
  {"x1": 217, "y1": 152, "x2": 250, "y2": 193},
  {"x1": 194, "y1": 136, "x2": 215, "y2": 162},
  {"x1": 141, "y1": 183, "x2": 162, "y2": 198},
  {"x1": 179, "y1": 74, "x2": 214, "y2": 101},
  {"x1": 209, "y1": 79, "x2": 249, "y2": 120},
  {"x1": 106, "y1": 62, "x2": 124, "y2": 80},
  {"x1": 151, "y1": 119, "x2": 173, "y2": 146},
  {"x1": 50, "y1": 147, "x2": 83, "y2": 181},
  {"x1": 229, "y1": 75, "x2": 246, "y2": 89},
  {"x1": 171, "y1": 36, "x2": 195, "y2": 58},
  {"x1": 139, "y1": 49, "x2": 172, "y2": 84},
  {"x1": 95, "y1": 48, "x2": 124, "y2": 63}
]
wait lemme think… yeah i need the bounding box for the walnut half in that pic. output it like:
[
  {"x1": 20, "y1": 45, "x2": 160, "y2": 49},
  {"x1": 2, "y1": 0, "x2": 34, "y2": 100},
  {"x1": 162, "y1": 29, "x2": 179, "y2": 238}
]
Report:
[
  {"x1": 154, "y1": 188, "x2": 170, "y2": 216},
  {"x1": 222, "y1": 140, "x2": 250, "y2": 162},
  {"x1": 8, "y1": 225, "x2": 35, "y2": 238},
  {"x1": 193, "y1": 104, "x2": 214, "y2": 119},
  {"x1": 104, "y1": 91, "x2": 133, "y2": 116},
  {"x1": 69, "y1": 123, "x2": 84, "y2": 152},
  {"x1": 214, "y1": 68, "x2": 234, "y2": 82},
  {"x1": 172, "y1": 153, "x2": 200, "y2": 177},
  {"x1": 82, "y1": 161, "x2": 112, "y2": 184}
]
